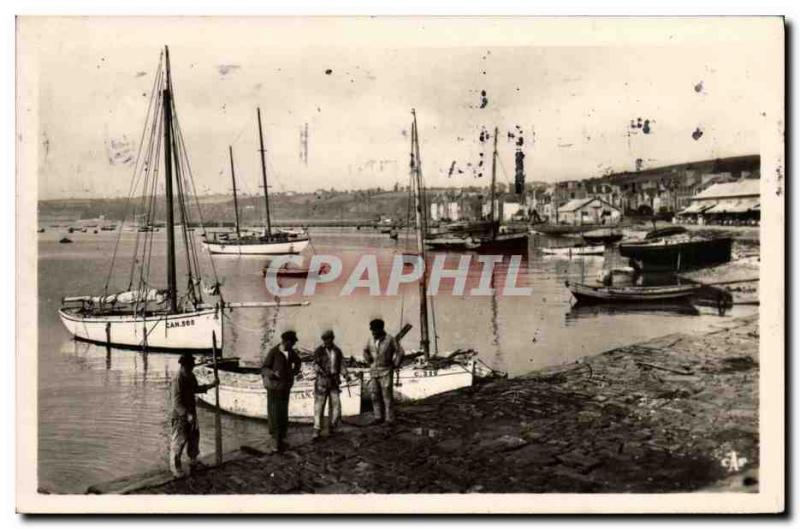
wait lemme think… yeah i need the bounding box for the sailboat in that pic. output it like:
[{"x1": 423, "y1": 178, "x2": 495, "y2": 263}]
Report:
[
  {"x1": 364, "y1": 110, "x2": 480, "y2": 401},
  {"x1": 58, "y1": 47, "x2": 306, "y2": 352},
  {"x1": 425, "y1": 127, "x2": 529, "y2": 252},
  {"x1": 201, "y1": 109, "x2": 310, "y2": 255}
]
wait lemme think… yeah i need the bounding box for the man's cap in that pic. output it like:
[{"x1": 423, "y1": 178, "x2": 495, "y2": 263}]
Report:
[
  {"x1": 281, "y1": 330, "x2": 298, "y2": 342},
  {"x1": 178, "y1": 352, "x2": 195, "y2": 366},
  {"x1": 369, "y1": 318, "x2": 385, "y2": 331},
  {"x1": 321, "y1": 329, "x2": 335, "y2": 340}
]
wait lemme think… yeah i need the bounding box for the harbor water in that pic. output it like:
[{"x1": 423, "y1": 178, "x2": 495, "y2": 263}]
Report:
[{"x1": 37, "y1": 228, "x2": 755, "y2": 493}]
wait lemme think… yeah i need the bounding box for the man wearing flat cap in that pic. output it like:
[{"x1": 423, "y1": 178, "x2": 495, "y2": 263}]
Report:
[
  {"x1": 363, "y1": 318, "x2": 404, "y2": 425},
  {"x1": 312, "y1": 330, "x2": 349, "y2": 440},
  {"x1": 261, "y1": 330, "x2": 302, "y2": 452},
  {"x1": 169, "y1": 352, "x2": 218, "y2": 478}
]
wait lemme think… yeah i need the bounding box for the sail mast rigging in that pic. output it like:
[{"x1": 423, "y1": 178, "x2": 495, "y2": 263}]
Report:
[
  {"x1": 229, "y1": 146, "x2": 241, "y2": 239},
  {"x1": 411, "y1": 109, "x2": 430, "y2": 361},
  {"x1": 162, "y1": 46, "x2": 178, "y2": 313},
  {"x1": 257, "y1": 107, "x2": 272, "y2": 237}
]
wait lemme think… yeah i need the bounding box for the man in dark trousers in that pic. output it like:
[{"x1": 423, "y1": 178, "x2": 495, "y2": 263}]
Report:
[
  {"x1": 261, "y1": 330, "x2": 302, "y2": 452},
  {"x1": 363, "y1": 318, "x2": 404, "y2": 425},
  {"x1": 169, "y1": 352, "x2": 218, "y2": 478},
  {"x1": 312, "y1": 329, "x2": 348, "y2": 440}
]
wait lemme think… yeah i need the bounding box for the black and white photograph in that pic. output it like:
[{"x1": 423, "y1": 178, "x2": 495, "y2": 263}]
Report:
[{"x1": 15, "y1": 15, "x2": 784, "y2": 514}]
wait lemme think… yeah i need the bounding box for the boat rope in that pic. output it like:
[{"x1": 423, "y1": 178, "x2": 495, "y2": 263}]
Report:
[{"x1": 104, "y1": 54, "x2": 164, "y2": 297}]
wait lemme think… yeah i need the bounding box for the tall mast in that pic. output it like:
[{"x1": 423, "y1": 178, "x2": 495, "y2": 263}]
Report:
[
  {"x1": 411, "y1": 109, "x2": 430, "y2": 361},
  {"x1": 162, "y1": 46, "x2": 178, "y2": 313},
  {"x1": 257, "y1": 107, "x2": 272, "y2": 237},
  {"x1": 490, "y1": 126, "x2": 498, "y2": 239},
  {"x1": 229, "y1": 146, "x2": 241, "y2": 239}
]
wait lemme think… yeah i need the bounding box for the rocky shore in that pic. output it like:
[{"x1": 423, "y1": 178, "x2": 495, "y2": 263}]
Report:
[{"x1": 115, "y1": 313, "x2": 760, "y2": 495}]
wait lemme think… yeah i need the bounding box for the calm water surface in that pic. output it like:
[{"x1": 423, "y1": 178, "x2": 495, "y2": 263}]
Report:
[{"x1": 37, "y1": 228, "x2": 755, "y2": 492}]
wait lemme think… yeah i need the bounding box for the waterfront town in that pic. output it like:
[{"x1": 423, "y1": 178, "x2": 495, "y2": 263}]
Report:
[{"x1": 19, "y1": 16, "x2": 783, "y2": 515}]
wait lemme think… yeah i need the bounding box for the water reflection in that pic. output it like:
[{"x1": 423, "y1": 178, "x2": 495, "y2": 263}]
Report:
[{"x1": 38, "y1": 229, "x2": 757, "y2": 493}]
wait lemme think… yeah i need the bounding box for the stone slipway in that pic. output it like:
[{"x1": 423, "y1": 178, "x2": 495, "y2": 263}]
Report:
[{"x1": 90, "y1": 314, "x2": 759, "y2": 495}]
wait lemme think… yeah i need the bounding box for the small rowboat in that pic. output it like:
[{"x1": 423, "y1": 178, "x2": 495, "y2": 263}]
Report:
[
  {"x1": 261, "y1": 263, "x2": 331, "y2": 278},
  {"x1": 195, "y1": 357, "x2": 362, "y2": 422},
  {"x1": 541, "y1": 244, "x2": 604, "y2": 256},
  {"x1": 565, "y1": 280, "x2": 701, "y2": 304}
]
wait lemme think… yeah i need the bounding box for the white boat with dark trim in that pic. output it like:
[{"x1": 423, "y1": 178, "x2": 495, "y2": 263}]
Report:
[
  {"x1": 195, "y1": 358, "x2": 362, "y2": 422},
  {"x1": 541, "y1": 244, "x2": 605, "y2": 257},
  {"x1": 58, "y1": 48, "x2": 307, "y2": 352},
  {"x1": 202, "y1": 109, "x2": 311, "y2": 256}
]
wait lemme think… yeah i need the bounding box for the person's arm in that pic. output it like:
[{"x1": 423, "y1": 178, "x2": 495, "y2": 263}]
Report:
[
  {"x1": 392, "y1": 337, "x2": 405, "y2": 368},
  {"x1": 262, "y1": 349, "x2": 279, "y2": 380},
  {"x1": 291, "y1": 350, "x2": 302, "y2": 377},
  {"x1": 172, "y1": 376, "x2": 189, "y2": 416},
  {"x1": 363, "y1": 339, "x2": 374, "y2": 364},
  {"x1": 337, "y1": 347, "x2": 349, "y2": 378}
]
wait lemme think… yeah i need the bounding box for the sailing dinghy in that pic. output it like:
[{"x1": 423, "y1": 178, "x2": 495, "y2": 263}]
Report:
[{"x1": 59, "y1": 48, "x2": 306, "y2": 352}]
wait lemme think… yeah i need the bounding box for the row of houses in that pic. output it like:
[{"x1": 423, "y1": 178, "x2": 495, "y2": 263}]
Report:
[{"x1": 426, "y1": 155, "x2": 761, "y2": 227}]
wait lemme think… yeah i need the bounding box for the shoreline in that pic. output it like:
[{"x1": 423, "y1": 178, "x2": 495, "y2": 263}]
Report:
[{"x1": 83, "y1": 311, "x2": 759, "y2": 495}]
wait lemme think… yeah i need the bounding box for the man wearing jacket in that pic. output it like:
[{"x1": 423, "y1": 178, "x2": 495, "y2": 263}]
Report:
[
  {"x1": 312, "y1": 330, "x2": 348, "y2": 440},
  {"x1": 169, "y1": 352, "x2": 218, "y2": 477},
  {"x1": 363, "y1": 318, "x2": 404, "y2": 425},
  {"x1": 261, "y1": 330, "x2": 302, "y2": 452}
]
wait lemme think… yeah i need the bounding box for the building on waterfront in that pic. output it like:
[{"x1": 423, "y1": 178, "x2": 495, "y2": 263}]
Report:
[
  {"x1": 555, "y1": 197, "x2": 622, "y2": 226},
  {"x1": 676, "y1": 178, "x2": 760, "y2": 226}
]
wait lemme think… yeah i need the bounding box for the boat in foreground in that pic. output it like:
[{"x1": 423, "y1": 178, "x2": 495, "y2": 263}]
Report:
[
  {"x1": 565, "y1": 280, "x2": 702, "y2": 304},
  {"x1": 195, "y1": 358, "x2": 362, "y2": 422}
]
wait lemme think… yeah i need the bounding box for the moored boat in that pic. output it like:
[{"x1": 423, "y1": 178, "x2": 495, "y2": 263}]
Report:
[
  {"x1": 541, "y1": 244, "x2": 604, "y2": 257},
  {"x1": 58, "y1": 48, "x2": 308, "y2": 352},
  {"x1": 619, "y1": 230, "x2": 733, "y2": 272},
  {"x1": 582, "y1": 228, "x2": 623, "y2": 245},
  {"x1": 195, "y1": 357, "x2": 362, "y2": 422},
  {"x1": 565, "y1": 280, "x2": 701, "y2": 304},
  {"x1": 202, "y1": 110, "x2": 311, "y2": 256}
]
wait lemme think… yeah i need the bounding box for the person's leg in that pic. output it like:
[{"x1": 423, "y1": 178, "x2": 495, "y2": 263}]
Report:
[
  {"x1": 277, "y1": 392, "x2": 290, "y2": 449},
  {"x1": 169, "y1": 417, "x2": 188, "y2": 477},
  {"x1": 313, "y1": 392, "x2": 327, "y2": 438},
  {"x1": 370, "y1": 375, "x2": 384, "y2": 422},
  {"x1": 267, "y1": 390, "x2": 281, "y2": 450},
  {"x1": 381, "y1": 372, "x2": 395, "y2": 423},
  {"x1": 187, "y1": 422, "x2": 200, "y2": 468},
  {"x1": 329, "y1": 390, "x2": 341, "y2": 431}
]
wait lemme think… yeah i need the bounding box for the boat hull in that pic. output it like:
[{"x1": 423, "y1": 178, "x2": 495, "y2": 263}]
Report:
[
  {"x1": 541, "y1": 245, "x2": 604, "y2": 256},
  {"x1": 567, "y1": 281, "x2": 701, "y2": 304},
  {"x1": 360, "y1": 362, "x2": 474, "y2": 402},
  {"x1": 203, "y1": 238, "x2": 310, "y2": 255},
  {"x1": 619, "y1": 237, "x2": 733, "y2": 272},
  {"x1": 195, "y1": 364, "x2": 362, "y2": 422},
  {"x1": 531, "y1": 223, "x2": 624, "y2": 236},
  {"x1": 425, "y1": 232, "x2": 528, "y2": 252},
  {"x1": 58, "y1": 307, "x2": 222, "y2": 351}
]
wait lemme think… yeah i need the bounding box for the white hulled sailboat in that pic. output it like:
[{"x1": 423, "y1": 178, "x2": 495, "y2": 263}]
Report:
[
  {"x1": 201, "y1": 109, "x2": 310, "y2": 255},
  {"x1": 59, "y1": 47, "x2": 305, "y2": 352}
]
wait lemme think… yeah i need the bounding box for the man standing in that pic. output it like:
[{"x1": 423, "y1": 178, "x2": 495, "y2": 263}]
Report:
[
  {"x1": 169, "y1": 352, "x2": 218, "y2": 478},
  {"x1": 261, "y1": 330, "x2": 302, "y2": 452},
  {"x1": 312, "y1": 330, "x2": 348, "y2": 440},
  {"x1": 363, "y1": 318, "x2": 404, "y2": 425}
]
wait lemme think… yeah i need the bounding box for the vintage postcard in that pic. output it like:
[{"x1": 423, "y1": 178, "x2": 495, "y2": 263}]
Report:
[{"x1": 16, "y1": 16, "x2": 784, "y2": 513}]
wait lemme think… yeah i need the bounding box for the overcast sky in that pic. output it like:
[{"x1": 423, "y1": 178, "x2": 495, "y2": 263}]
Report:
[{"x1": 20, "y1": 17, "x2": 780, "y2": 199}]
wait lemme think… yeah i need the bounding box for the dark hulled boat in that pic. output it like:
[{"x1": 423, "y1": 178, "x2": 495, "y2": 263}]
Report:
[
  {"x1": 619, "y1": 230, "x2": 733, "y2": 272},
  {"x1": 566, "y1": 281, "x2": 701, "y2": 304},
  {"x1": 581, "y1": 228, "x2": 623, "y2": 245}
]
